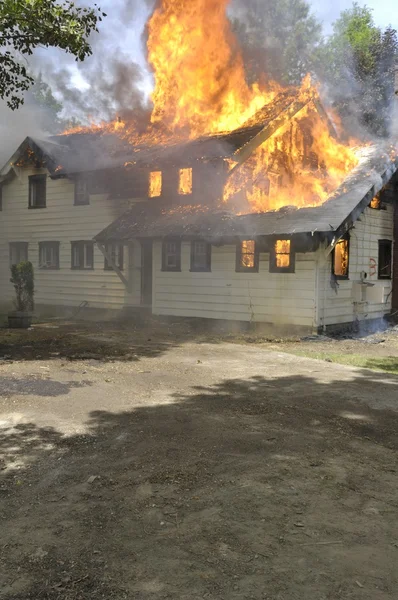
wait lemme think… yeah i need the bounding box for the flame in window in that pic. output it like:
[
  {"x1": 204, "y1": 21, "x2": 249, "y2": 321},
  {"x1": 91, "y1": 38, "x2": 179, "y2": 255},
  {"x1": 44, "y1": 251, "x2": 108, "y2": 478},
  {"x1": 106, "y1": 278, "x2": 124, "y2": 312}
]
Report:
[
  {"x1": 241, "y1": 240, "x2": 256, "y2": 268},
  {"x1": 370, "y1": 192, "x2": 381, "y2": 209},
  {"x1": 275, "y1": 240, "x2": 291, "y2": 268},
  {"x1": 334, "y1": 239, "x2": 349, "y2": 277},
  {"x1": 149, "y1": 171, "x2": 162, "y2": 197},
  {"x1": 179, "y1": 168, "x2": 193, "y2": 195}
]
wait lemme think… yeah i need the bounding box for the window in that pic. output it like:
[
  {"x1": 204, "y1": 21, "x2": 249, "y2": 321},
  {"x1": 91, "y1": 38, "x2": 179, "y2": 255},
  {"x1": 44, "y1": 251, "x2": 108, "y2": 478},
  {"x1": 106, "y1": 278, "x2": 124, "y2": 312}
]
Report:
[
  {"x1": 191, "y1": 240, "x2": 211, "y2": 272},
  {"x1": 9, "y1": 242, "x2": 28, "y2": 266},
  {"x1": 29, "y1": 175, "x2": 46, "y2": 208},
  {"x1": 332, "y1": 236, "x2": 349, "y2": 279},
  {"x1": 179, "y1": 168, "x2": 193, "y2": 195},
  {"x1": 39, "y1": 242, "x2": 59, "y2": 269},
  {"x1": 104, "y1": 242, "x2": 124, "y2": 270},
  {"x1": 149, "y1": 171, "x2": 162, "y2": 198},
  {"x1": 71, "y1": 241, "x2": 94, "y2": 270},
  {"x1": 270, "y1": 239, "x2": 295, "y2": 273},
  {"x1": 378, "y1": 240, "x2": 392, "y2": 279},
  {"x1": 370, "y1": 192, "x2": 381, "y2": 209},
  {"x1": 236, "y1": 240, "x2": 258, "y2": 272},
  {"x1": 162, "y1": 239, "x2": 181, "y2": 272},
  {"x1": 74, "y1": 177, "x2": 90, "y2": 205}
]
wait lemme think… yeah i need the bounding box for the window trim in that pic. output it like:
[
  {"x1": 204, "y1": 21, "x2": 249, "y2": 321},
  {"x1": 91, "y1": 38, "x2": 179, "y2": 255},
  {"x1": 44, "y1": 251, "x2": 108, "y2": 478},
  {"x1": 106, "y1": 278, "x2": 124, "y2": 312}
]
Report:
[
  {"x1": 236, "y1": 240, "x2": 259, "y2": 273},
  {"x1": 39, "y1": 241, "x2": 60, "y2": 270},
  {"x1": 269, "y1": 238, "x2": 295, "y2": 273},
  {"x1": 74, "y1": 176, "x2": 90, "y2": 206},
  {"x1": 9, "y1": 242, "x2": 29, "y2": 266},
  {"x1": 190, "y1": 240, "x2": 211, "y2": 272},
  {"x1": 71, "y1": 241, "x2": 94, "y2": 270},
  {"x1": 162, "y1": 238, "x2": 182, "y2": 272},
  {"x1": 378, "y1": 239, "x2": 392, "y2": 280},
  {"x1": 331, "y1": 234, "x2": 350, "y2": 280},
  {"x1": 104, "y1": 242, "x2": 124, "y2": 271},
  {"x1": 28, "y1": 174, "x2": 47, "y2": 209}
]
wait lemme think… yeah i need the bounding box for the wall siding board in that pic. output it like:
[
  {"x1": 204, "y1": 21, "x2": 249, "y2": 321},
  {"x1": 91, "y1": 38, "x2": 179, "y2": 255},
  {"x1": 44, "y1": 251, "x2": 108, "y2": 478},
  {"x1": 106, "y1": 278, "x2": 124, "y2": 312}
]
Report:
[
  {"x1": 316, "y1": 205, "x2": 394, "y2": 328},
  {"x1": 0, "y1": 169, "x2": 141, "y2": 311}
]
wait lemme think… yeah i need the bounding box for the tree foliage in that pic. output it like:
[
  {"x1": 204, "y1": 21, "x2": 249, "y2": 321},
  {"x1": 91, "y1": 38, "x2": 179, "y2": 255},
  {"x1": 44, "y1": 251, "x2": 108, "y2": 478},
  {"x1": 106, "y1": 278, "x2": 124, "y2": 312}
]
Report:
[
  {"x1": 232, "y1": 0, "x2": 322, "y2": 86},
  {"x1": 317, "y1": 3, "x2": 398, "y2": 138},
  {"x1": 0, "y1": 0, "x2": 106, "y2": 110}
]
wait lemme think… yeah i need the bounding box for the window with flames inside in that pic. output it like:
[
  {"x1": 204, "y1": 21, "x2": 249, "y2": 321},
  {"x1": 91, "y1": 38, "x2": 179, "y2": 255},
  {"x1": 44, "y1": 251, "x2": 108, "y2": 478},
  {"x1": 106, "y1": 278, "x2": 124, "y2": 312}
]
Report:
[
  {"x1": 179, "y1": 168, "x2": 193, "y2": 195},
  {"x1": 270, "y1": 240, "x2": 295, "y2": 273},
  {"x1": 149, "y1": 171, "x2": 162, "y2": 198},
  {"x1": 237, "y1": 241, "x2": 258, "y2": 272},
  {"x1": 332, "y1": 236, "x2": 349, "y2": 279}
]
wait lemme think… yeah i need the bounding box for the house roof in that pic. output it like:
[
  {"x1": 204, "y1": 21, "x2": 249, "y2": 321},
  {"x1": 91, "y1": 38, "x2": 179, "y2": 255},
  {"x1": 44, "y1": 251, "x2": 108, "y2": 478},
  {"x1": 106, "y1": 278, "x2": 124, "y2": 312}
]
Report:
[
  {"x1": 95, "y1": 144, "x2": 398, "y2": 243},
  {"x1": 1, "y1": 88, "x2": 312, "y2": 178}
]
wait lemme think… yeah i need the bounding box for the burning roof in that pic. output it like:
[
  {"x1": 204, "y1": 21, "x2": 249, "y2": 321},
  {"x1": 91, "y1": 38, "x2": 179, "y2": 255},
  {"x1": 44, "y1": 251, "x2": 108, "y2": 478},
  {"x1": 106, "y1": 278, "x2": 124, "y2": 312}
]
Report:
[{"x1": 95, "y1": 144, "x2": 398, "y2": 244}]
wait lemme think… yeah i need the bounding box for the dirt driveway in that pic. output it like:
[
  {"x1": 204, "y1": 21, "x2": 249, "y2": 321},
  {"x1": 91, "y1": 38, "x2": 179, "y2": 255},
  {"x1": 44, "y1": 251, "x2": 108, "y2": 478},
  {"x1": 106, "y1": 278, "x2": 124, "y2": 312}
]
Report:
[{"x1": 0, "y1": 323, "x2": 397, "y2": 599}]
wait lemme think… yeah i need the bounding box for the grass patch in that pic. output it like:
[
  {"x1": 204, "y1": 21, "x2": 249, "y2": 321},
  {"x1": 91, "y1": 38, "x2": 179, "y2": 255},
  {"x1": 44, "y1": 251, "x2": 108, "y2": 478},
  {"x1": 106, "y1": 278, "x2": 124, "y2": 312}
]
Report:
[{"x1": 290, "y1": 350, "x2": 398, "y2": 374}]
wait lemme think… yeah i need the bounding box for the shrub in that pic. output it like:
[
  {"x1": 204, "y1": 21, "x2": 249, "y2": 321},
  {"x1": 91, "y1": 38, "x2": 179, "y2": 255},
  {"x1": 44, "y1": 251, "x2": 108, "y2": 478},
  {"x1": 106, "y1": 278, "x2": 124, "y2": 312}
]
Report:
[{"x1": 10, "y1": 261, "x2": 34, "y2": 312}]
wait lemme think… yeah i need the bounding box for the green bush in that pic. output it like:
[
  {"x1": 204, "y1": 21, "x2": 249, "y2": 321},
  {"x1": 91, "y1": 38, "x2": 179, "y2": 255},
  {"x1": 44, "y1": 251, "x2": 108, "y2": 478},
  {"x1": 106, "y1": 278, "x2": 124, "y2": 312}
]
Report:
[{"x1": 10, "y1": 261, "x2": 34, "y2": 312}]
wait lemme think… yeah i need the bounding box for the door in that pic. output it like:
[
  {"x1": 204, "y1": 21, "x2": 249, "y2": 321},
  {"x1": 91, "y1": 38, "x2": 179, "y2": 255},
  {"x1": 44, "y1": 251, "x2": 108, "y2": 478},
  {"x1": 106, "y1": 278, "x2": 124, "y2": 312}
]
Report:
[{"x1": 141, "y1": 240, "x2": 153, "y2": 307}]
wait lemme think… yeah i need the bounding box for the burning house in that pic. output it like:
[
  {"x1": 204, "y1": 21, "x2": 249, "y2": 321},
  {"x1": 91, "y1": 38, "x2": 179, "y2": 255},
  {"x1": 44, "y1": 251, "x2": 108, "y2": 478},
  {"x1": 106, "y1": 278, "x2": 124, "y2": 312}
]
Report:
[{"x1": 0, "y1": 0, "x2": 397, "y2": 333}]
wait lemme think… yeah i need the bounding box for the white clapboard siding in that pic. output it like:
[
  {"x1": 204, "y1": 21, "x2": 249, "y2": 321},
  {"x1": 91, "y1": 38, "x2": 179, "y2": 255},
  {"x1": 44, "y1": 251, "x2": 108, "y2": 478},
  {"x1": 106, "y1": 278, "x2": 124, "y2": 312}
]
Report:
[
  {"x1": 316, "y1": 205, "x2": 394, "y2": 328},
  {"x1": 0, "y1": 168, "x2": 142, "y2": 311},
  {"x1": 152, "y1": 241, "x2": 317, "y2": 326}
]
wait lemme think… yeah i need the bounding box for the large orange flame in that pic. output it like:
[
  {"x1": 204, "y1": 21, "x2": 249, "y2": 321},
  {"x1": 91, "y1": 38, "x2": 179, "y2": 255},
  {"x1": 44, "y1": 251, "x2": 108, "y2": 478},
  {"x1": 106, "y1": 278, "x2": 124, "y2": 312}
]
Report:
[{"x1": 64, "y1": 0, "x2": 360, "y2": 213}]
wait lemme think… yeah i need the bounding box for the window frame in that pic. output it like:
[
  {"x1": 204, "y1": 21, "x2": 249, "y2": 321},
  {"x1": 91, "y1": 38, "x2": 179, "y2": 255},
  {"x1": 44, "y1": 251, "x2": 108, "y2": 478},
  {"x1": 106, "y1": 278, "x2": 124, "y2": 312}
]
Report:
[
  {"x1": 29, "y1": 174, "x2": 47, "y2": 209},
  {"x1": 39, "y1": 241, "x2": 60, "y2": 270},
  {"x1": 190, "y1": 240, "x2": 211, "y2": 272},
  {"x1": 269, "y1": 238, "x2": 295, "y2": 273},
  {"x1": 331, "y1": 234, "x2": 350, "y2": 280},
  {"x1": 9, "y1": 242, "x2": 29, "y2": 266},
  {"x1": 74, "y1": 176, "x2": 90, "y2": 206},
  {"x1": 162, "y1": 239, "x2": 182, "y2": 272},
  {"x1": 178, "y1": 167, "x2": 193, "y2": 196},
  {"x1": 104, "y1": 242, "x2": 124, "y2": 271},
  {"x1": 378, "y1": 239, "x2": 392, "y2": 280},
  {"x1": 71, "y1": 241, "x2": 94, "y2": 270},
  {"x1": 236, "y1": 240, "x2": 259, "y2": 273}
]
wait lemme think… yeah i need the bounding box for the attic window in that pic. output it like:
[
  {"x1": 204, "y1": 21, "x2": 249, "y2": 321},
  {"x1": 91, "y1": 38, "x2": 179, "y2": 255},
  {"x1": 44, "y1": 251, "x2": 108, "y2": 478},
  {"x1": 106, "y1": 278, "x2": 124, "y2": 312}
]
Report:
[
  {"x1": 236, "y1": 240, "x2": 258, "y2": 272},
  {"x1": 270, "y1": 239, "x2": 295, "y2": 273},
  {"x1": 370, "y1": 192, "x2": 381, "y2": 209},
  {"x1": 29, "y1": 175, "x2": 46, "y2": 208},
  {"x1": 149, "y1": 171, "x2": 162, "y2": 198},
  {"x1": 179, "y1": 168, "x2": 193, "y2": 195},
  {"x1": 74, "y1": 177, "x2": 90, "y2": 205},
  {"x1": 332, "y1": 235, "x2": 349, "y2": 279}
]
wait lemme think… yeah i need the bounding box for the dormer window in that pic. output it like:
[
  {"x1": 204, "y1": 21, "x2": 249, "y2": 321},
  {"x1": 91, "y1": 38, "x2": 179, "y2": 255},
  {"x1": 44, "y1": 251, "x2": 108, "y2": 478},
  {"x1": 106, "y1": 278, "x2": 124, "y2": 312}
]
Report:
[
  {"x1": 270, "y1": 239, "x2": 295, "y2": 273},
  {"x1": 149, "y1": 171, "x2": 162, "y2": 198},
  {"x1": 29, "y1": 174, "x2": 46, "y2": 208},
  {"x1": 179, "y1": 168, "x2": 193, "y2": 195},
  {"x1": 74, "y1": 176, "x2": 90, "y2": 205}
]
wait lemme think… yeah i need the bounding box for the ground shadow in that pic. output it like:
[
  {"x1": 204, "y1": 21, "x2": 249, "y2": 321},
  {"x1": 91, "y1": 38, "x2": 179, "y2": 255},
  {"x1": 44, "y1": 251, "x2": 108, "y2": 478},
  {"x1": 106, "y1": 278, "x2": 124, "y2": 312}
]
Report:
[
  {"x1": 0, "y1": 376, "x2": 93, "y2": 398},
  {"x1": 0, "y1": 371, "x2": 397, "y2": 599}
]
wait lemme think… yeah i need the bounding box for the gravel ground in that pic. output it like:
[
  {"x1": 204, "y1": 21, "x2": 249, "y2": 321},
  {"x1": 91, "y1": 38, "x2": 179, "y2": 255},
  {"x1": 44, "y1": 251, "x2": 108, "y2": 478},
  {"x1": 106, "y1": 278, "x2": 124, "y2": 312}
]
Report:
[{"x1": 0, "y1": 322, "x2": 397, "y2": 599}]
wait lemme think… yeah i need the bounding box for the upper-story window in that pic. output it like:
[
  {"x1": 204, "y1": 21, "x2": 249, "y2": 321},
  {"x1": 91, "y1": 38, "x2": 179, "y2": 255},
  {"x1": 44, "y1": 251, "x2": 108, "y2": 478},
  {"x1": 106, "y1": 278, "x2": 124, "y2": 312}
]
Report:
[
  {"x1": 332, "y1": 235, "x2": 349, "y2": 279},
  {"x1": 236, "y1": 240, "x2": 259, "y2": 272},
  {"x1": 179, "y1": 168, "x2": 193, "y2": 195},
  {"x1": 39, "y1": 242, "x2": 60, "y2": 269},
  {"x1": 162, "y1": 239, "x2": 181, "y2": 272},
  {"x1": 270, "y1": 239, "x2": 295, "y2": 273},
  {"x1": 9, "y1": 242, "x2": 28, "y2": 266},
  {"x1": 29, "y1": 174, "x2": 46, "y2": 208},
  {"x1": 74, "y1": 177, "x2": 90, "y2": 205},
  {"x1": 149, "y1": 171, "x2": 162, "y2": 198},
  {"x1": 191, "y1": 240, "x2": 211, "y2": 272}
]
